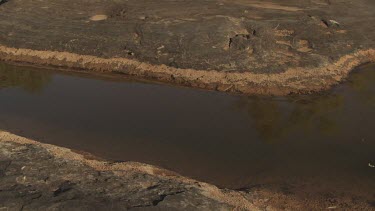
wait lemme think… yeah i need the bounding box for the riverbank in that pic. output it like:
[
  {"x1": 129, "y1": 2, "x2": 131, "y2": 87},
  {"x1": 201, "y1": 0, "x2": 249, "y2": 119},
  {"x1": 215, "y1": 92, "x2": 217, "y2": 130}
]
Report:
[
  {"x1": 0, "y1": 131, "x2": 255, "y2": 210},
  {"x1": 1, "y1": 131, "x2": 374, "y2": 210},
  {"x1": 1, "y1": 0, "x2": 375, "y2": 95}
]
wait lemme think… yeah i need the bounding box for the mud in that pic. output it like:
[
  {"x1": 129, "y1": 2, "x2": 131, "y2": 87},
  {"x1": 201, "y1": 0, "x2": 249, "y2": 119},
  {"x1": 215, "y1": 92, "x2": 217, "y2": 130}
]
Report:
[{"x1": 0, "y1": 0, "x2": 374, "y2": 95}]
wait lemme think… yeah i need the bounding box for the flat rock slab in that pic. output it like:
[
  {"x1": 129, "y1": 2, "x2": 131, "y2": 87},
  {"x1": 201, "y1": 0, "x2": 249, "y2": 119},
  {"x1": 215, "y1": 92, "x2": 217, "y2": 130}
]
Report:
[
  {"x1": 0, "y1": 133, "x2": 237, "y2": 210},
  {"x1": 0, "y1": 0, "x2": 374, "y2": 94}
]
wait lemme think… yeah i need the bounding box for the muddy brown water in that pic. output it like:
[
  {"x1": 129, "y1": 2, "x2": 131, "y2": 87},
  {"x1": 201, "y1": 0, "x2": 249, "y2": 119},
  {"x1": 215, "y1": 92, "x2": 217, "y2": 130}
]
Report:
[{"x1": 0, "y1": 62, "x2": 374, "y2": 201}]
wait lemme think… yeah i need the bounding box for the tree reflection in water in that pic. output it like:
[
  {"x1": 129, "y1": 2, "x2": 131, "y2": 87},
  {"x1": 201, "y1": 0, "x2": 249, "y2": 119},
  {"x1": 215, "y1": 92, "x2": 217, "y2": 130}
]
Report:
[
  {"x1": 347, "y1": 63, "x2": 375, "y2": 108},
  {"x1": 235, "y1": 94, "x2": 344, "y2": 143},
  {"x1": 0, "y1": 61, "x2": 374, "y2": 145},
  {"x1": 234, "y1": 64, "x2": 375, "y2": 143},
  {"x1": 0, "y1": 63, "x2": 51, "y2": 93}
]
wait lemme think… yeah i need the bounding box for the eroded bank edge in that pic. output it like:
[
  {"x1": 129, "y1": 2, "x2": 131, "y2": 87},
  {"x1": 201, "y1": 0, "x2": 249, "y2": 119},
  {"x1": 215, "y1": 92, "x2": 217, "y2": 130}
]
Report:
[
  {"x1": 0, "y1": 131, "x2": 260, "y2": 210},
  {"x1": 0, "y1": 45, "x2": 374, "y2": 95}
]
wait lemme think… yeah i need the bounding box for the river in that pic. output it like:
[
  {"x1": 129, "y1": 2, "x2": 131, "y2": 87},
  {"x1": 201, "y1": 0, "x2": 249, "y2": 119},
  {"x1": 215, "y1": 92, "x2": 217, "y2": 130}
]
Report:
[{"x1": 0, "y1": 62, "x2": 374, "y2": 203}]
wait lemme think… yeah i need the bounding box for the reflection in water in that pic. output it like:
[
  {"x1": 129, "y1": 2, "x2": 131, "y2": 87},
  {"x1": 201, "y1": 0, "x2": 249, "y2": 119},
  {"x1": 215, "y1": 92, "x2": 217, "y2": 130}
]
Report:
[
  {"x1": 235, "y1": 63, "x2": 375, "y2": 143},
  {"x1": 348, "y1": 65, "x2": 375, "y2": 107},
  {"x1": 0, "y1": 63, "x2": 51, "y2": 92},
  {"x1": 0, "y1": 62, "x2": 374, "y2": 204},
  {"x1": 235, "y1": 94, "x2": 344, "y2": 143}
]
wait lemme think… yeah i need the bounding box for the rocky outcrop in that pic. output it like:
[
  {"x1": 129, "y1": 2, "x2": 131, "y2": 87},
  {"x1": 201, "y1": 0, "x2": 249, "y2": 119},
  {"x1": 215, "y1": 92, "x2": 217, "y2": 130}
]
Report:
[
  {"x1": 0, "y1": 131, "x2": 261, "y2": 210},
  {"x1": 0, "y1": 0, "x2": 374, "y2": 95},
  {"x1": 1, "y1": 131, "x2": 374, "y2": 210}
]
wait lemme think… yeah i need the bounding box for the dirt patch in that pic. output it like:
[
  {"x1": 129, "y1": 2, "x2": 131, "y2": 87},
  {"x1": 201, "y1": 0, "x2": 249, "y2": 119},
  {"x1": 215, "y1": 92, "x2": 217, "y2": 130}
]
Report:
[{"x1": 89, "y1": 15, "x2": 108, "y2": 21}]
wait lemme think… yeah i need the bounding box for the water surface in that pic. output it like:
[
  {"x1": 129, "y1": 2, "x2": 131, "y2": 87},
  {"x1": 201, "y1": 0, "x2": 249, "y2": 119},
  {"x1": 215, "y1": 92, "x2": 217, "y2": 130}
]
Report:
[{"x1": 0, "y1": 62, "x2": 374, "y2": 201}]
